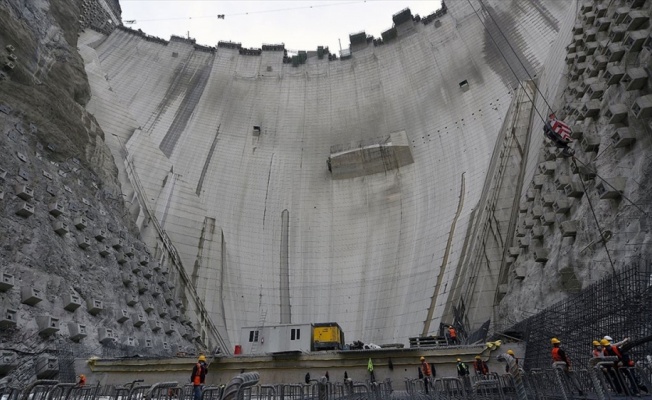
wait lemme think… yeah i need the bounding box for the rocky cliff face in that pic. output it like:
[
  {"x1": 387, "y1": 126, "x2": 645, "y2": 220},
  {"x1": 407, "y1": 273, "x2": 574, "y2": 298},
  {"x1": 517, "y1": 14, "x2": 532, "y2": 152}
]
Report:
[{"x1": 0, "y1": 0, "x2": 200, "y2": 383}]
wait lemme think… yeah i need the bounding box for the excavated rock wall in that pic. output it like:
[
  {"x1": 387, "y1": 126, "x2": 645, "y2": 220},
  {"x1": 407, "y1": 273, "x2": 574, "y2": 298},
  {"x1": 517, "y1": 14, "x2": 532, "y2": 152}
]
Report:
[{"x1": 0, "y1": 0, "x2": 207, "y2": 382}]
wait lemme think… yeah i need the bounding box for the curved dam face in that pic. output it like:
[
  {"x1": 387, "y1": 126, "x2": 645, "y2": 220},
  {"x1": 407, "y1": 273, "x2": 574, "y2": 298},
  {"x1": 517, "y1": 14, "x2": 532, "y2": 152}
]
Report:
[{"x1": 80, "y1": 0, "x2": 573, "y2": 347}]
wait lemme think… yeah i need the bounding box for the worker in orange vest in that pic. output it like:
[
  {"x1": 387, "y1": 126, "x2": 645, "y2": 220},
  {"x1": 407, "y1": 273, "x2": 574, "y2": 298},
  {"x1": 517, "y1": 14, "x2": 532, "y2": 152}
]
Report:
[
  {"x1": 473, "y1": 355, "x2": 489, "y2": 376},
  {"x1": 420, "y1": 356, "x2": 432, "y2": 394},
  {"x1": 191, "y1": 354, "x2": 208, "y2": 400},
  {"x1": 77, "y1": 374, "x2": 86, "y2": 386},
  {"x1": 448, "y1": 325, "x2": 458, "y2": 345},
  {"x1": 551, "y1": 338, "x2": 583, "y2": 396}
]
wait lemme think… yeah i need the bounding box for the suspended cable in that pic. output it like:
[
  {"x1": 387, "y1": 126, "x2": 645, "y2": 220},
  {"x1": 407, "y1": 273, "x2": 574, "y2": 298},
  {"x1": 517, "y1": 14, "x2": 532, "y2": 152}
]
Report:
[
  {"x1": 476, "y1": 0, "x2": 556, "y2": 116},
  {"x1": 125, "y1": 1, "x2": 366, "y2": 23},
  {"x1": 464, "y1": 0, "x2": 547, "y2": 125},
  {"x1": 570, "y1": 158, "x2": 625, "y2": 299}
]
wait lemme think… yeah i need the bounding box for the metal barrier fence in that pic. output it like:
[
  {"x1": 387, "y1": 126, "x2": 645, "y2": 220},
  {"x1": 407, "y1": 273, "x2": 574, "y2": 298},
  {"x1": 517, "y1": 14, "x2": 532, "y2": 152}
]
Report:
[{"x1": 2, "y1": 367, "x2": 651, "y2": 400}]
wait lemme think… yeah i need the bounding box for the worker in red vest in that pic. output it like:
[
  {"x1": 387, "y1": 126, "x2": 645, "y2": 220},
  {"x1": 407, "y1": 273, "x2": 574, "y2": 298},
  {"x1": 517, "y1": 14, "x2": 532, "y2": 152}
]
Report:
[
  {"x1": 473, "y1": 355, "x2": 489, "y2": 376},
  {"x1": 601, "y1": 338, "x2": 646, "y2": 395},
  {"x1": 420, "y1": 356, "x2": 432, "y2": 394},
  {"x1": 77, "y1": 374, "x2": 86, "y2": 386},
  {"x1": 551, "y1": 338, "x2": 583, "y2": 396},
  {"x1": 191, "y1": 354, "x2": 208, "y2": 400}
]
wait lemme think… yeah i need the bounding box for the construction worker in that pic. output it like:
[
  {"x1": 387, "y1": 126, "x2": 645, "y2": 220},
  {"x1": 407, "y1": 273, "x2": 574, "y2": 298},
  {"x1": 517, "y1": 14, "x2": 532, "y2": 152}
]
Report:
[
  {"x1": 592, "y1": 340, "x2": 603, "y2": 358},
  {"x1": 601, "y1": 338, "x2": 646, "y2": 395},
  {"x1": 473, "y1": 355, "x2": 489, "y2": 376},
  {"x1": 77, "y1": 374, "x2": 86, "y2": 386},
  {"x1": 420, "y1": 356, "x2": 432, "y2": 394},
  {"x1": 505, "y1": 349, "x2": 519, "y2": 373},
  {"x1": 191, "y1": 354, "x2": 208, "y2": 400},
  {"x1": 550, "y1": 338, "x2": 583, "y2": 396},
  {"x1": 448, "y1": 325, "x2": 458, "y2": 345},
  {"x1": 457, "y1": 358, "x2": 469, "y2": 377},
  {"x1": 603, "y1": 335, "x2": 629, "y2": 347}
]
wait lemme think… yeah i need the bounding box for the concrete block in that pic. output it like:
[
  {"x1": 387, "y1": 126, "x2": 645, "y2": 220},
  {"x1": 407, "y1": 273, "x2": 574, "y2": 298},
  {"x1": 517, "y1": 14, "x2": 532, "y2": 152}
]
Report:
[
  {"x1": 151, "y1": 285, "x2": 161, "y2": 297},
  {"x1": 0, "y1": 309, "x2": 17, "y2": 329},
  {"x1": 21, "y1": 286, "x2": 43, "y2": 306},
  {"x1": 581, "y1": 100, "x2": 601, "y2": 119},
  {"x1": 579, "y1": 2, "x2": 593, "y2": 14},
  {"x1": 170, "y1": 309, "x2": 180, "y2": 321},
  {"x1": 525, "y1": 189, "x2": 536, "y2": 202},
  {"x1": 116, "y1": 252, "x2": 127, "y2": 264},
  {"x1": 583, "y1": 12, "x2": 596, "y2": 25},
  {"x1": 52, "y1": 221, "x2": 69, "y2": 236},
  {"x1": 508, "y1": 247, "x2": 520, "y2": 257},
  {"x1": 583, "y1": 28, "x2": 597, "y2": 42},
  {"x1": 605, "y1": 104, "x2": 629, "y2": 124},
  {"x1": 138, "y1": 280, "x2": 149, "y2": 294},
  {"x1": 48, "y1": 202, "x2": 64, "y2": 217},
  {"x1": 125, "y1": 246, "x2": 135, "y2": 257},
  {"x1": 498, "y1": 284, "x2": 508, "y2": 295},
  {"x1": 145, "y1": 338, "x2": 153, "y2": 348},
  {"x1": 612, "y1": 127, "x2": 636, "y2": 148},
  {"x1": 540, "y1": 161, "x2": 557, "y2": 175},
  {"x1": 605, "y1": 44, "x2": 626, "y2": 62},
  {"x1": 139, "y1": 255, "x2": 149, "y2": 265},
  {"x1": 609, "y1": 25, "x2": 627, "y2": 42},
  {"x1": 0, "y1": 273, "x2": 14, "y2": 292},
  {"x1": 164, "y1": 290, "x2": 174, "y2": 304},
  {"x1": 0, "y1": 352, "x2": 16, "y2": 374},
  {"x1": 126, "y1": 294, "x2": 138, "y2": 306},
  {"x1": 130, "y1": 261, "x2": 142, "y2": 274},
  {"x1": 595, "y1": 17, "x2": 611, "y2": 31},
  {"x1": 585, "y1": 41, "x2": 598, "y2": 55},
  {"x1": 98, "y1": 244, "x2": 111, "y2": 257},
  {"x1": 86, "y1": 298, "x2": 103, "y2": 315},
  {"x1": 142, "y1": 267, "x2": 153, "y2": 279},
  {"x1": 565, "y1": 53, "x2": 575, "y2": 65},
  {"x1": 564, "y1": 181, "x2": 585, "y2": 198},
  {"x1": 94, "y1": 228, "x2": 107, "y2": 241},
  {"x1": 580, "y1": 135, "x2": 600, "y2": 153},
  {"x1": 36, "y1": 316, "x2": 60, "y2": 336},
  {"x1": 627, "y1": 0, "x2": 645, "y2": 8},
  {"x1": 73, "y1": 216, "x2": 88, "y2": 230},
  {"x1": 518, "y1": 237, "x2": 530, "y2": 248},
  {"x1": 157, "y1": 274, "x2": 167, "y2": 286},
  {"x1": 532, "y1": 206, "x2": 543, "y2": 219},
  {"x1": 532, "y1": 226, "x2": 544, "y2": 239},
  {"x1": 553, "y1": 197, "x2": 571, "y2": 214},
  {"x1": 624, "y1": 30, "x2": 647, "y2": 52},
  {"x1": 645, "y1": 33, "x2": 652, "y2": 53},
  {"x1": 252, "y1": 126, "x2": 261, "y2": 136},
  {"x1": 42, "y1": 170, "x2": 53, "y2": 180},
  {"x1": 596, "y1": 177, "x2": 626, "y2": 199},
  {"x1": 121, "y1": 273, "x2": 133, "y2": 286},
  {"x1": 570, "y1": 161, "x2": 597, "y2": 180},
  {"x1": 534, "y1": 249, "x2": 549, "y2": 263},
  {"x1": 575, "y1": 51, "x2": 587, "y2": 63},
  {"x1": 133, "y1": 313, "x2": 146, "y2": 327},
  {"x1": 631, "y1": 95, "x2": 652, "y2": 119},
  {"x1": 15, "y1": 184, "x2": 34, "y2": 201},
  {"x1": 514, "y1": 267, "x2": 526, "y2": 280},
  {"x1": 144, "y1": 301, "x2": 155, "y2": 313},
  {"x1": 126, "y1": 337, "x2": 136, "y2": 346},
  {"x1": 605, "y1": 66, "x2": 625, "y2": 86},
  {"x1": 151, "y1": 261, "x2": 161, "y2": 272},
  {"x1": 542, "y1": 193, "x2": 555, "y2": 207},
  {"x1": 560, "y1": 220, "x2": 579, "y2": 237},
  {"x1": 35, "y1": 355, "x2": 58, "y2": 378},
  {"x1": 111, "y1": 238, "x2": 123, "y2": 250},
  {"x1": 621, "y1": 68, "x2": 647, "y2": 91},
  {"x1": 77, "y1": 235, "x2": 91, "y2": 249},
  {"x1": 63, "y1": 292, "x2": 82, "y2": 311},
  {"x1": 15, "y1": 202, "x2": 35, "y2": 217},
  {"x1": 98, "y1": 327, "x2": 115, "y2": 344},
  {"x1": 149, "y1": 319, "x2": 162, "y2": 332},
  {"x1": 543, "y1": 147, "x2": 558, "y2": 161},
  {"x1": 587, "y1": 83, "x2": 606, "y2": 99},
  {"x1": 165, "y1": 322, "x2": 176, "y2": 334},
  {"x1": 158, "y1": 306, "x2": 168, "y2": 318},
  {"x1": 554, "y1": 175, "x2": 570, "y2": 190},
  {"x1": 574, "y1": 62, "x2": 588, "y2": 76},
  {"x1": 68, "y1": 322, "x2": 88, "y2": 341},
  {"x1": 572, "y1": 23, "x2": 583, "y2": 35},
  {"x1": 624, "y1": 10, "x2": 648, "y2": 31},
  {"x1": 118, "y1": 309, "x2": 130, "y2": 323},
  {"x1": 533, "y1": 175, "x2": 545, "y2": 189},
  {"x1": 516, "y1": 227, "x2": 526, "y2": 237}
]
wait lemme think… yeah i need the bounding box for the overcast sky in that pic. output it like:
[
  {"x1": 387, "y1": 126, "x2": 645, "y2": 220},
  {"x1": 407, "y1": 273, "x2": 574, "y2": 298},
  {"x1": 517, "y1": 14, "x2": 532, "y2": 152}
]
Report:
[{"x1": 120, "y1": 1, "x2": 443, "y2": 53}]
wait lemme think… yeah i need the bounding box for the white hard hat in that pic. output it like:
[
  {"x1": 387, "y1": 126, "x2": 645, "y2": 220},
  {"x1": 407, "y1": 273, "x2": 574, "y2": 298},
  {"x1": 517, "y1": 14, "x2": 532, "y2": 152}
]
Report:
[{"x1": 603, "y1": 336, "x2": 613, "y2": 341}]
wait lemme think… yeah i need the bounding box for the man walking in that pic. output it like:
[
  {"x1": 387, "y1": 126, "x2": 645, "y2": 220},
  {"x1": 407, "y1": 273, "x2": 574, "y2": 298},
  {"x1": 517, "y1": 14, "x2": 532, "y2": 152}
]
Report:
[
  {"x1": 191, "y1": 354, "x2": 208, "y2": 400},
  {"x1": 420, "y1": 356, "x2": 432, "y2": 394}
]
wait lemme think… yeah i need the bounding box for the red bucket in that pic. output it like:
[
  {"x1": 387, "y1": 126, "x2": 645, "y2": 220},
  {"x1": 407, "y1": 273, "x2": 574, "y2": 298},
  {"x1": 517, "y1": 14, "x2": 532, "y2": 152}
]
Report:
[{"x1": 234, "y1": 345, "x2": 242, "y2": 355}]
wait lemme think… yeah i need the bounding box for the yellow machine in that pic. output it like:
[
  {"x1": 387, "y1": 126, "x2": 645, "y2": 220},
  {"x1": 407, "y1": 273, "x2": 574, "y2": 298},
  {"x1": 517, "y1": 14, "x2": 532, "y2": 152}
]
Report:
[{"x1": 312, "y1": 322, "x2": 345, "y2": 351}]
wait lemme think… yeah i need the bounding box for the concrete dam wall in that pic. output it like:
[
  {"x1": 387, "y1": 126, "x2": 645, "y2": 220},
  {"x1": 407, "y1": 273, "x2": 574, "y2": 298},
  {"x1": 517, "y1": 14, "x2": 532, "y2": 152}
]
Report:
[{"x1": 78, "y1": 0, "x2": 575, "y2": 349}]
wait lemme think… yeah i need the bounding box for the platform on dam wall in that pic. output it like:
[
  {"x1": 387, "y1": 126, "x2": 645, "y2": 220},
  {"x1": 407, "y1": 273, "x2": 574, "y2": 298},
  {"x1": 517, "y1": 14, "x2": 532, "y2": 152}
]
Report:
[{"x1": 79, "y1": 0, "x2": 574, "y2": 349}]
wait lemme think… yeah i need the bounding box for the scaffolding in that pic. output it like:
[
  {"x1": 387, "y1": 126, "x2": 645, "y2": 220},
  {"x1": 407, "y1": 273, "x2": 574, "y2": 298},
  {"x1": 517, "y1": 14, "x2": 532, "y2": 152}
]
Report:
[{"x1": 502, "y1": 263, "x2": 652, "y2": 370}]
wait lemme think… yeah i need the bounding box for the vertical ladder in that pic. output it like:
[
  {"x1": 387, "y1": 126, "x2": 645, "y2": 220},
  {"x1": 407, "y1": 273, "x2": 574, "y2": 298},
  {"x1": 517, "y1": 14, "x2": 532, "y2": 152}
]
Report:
[{"x1": 250, "y1": 308, "x2": 267, "y2": 355}]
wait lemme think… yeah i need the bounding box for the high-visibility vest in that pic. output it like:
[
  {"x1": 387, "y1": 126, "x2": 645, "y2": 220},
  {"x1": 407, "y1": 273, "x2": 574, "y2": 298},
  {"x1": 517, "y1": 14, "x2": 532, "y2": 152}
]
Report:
[
  {"x1": 422, "y1": 361, "x2": 432, "y2": 377},
  {"x1": 552, "y1": 347, "x2": 565, "y2": 362},
  {"x1": 193, "y1": 363, "x2": 203, "y2": 385},
  {"x1": 449, "y1": 328, "x2": 457, "y2": 338}
]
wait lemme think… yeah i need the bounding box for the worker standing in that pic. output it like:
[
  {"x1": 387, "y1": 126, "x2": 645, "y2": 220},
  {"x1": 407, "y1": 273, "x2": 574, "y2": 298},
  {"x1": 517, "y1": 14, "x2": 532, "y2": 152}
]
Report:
[
  {"x1": 448, "y1": 326, "x2": 459, "y2": 345},
  {"x1": 77, "y1": 374, "x2": 86, "y2": 386},
  {"x1": 505, "y1": 349, "x2": 519, "y2": 373},
  {"x1": 550, "y1": 338, "x2": 584, "y2": 396},
  {"x1": 420, "y1": 356, "x2": 432, "y2": 394},
  {"x1": 191, "y1": 354, "x2": 209, "y2": 400},
  {"x1": 457, "y1": 358, "x2": 469, "y2": 377},
  {"x1": 473, "y1": 355, "x2": 489, "y2": 376}
]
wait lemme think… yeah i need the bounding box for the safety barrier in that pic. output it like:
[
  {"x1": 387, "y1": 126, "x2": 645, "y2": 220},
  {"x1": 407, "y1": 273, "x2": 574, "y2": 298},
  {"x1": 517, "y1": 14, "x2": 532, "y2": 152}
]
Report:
[{"x1": 1, "y1": 364, "x2": 651, "y2": 400}]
